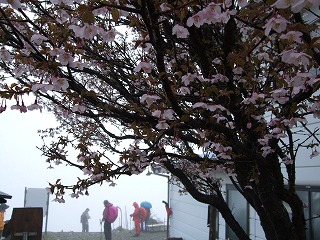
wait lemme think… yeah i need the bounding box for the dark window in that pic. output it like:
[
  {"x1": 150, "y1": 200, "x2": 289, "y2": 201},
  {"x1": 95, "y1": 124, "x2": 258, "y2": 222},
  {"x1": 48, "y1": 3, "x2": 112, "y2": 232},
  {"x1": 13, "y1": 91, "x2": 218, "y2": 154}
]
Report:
[
  {"x1": 296, "y1": 186, "x2": 320, "y2": 240},
  {"x1": 224, "y1": 185, "x2": 320, "y2": 239},
  {"x1": 226, "y1": 185, "x2": 248, "y2": 240}
]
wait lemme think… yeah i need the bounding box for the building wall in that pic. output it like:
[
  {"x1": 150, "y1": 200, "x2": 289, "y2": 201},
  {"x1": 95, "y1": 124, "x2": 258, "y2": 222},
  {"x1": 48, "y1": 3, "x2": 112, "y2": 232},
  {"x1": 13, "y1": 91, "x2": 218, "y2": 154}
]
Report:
[{"x1": 168, "y1": 183, "x2": 210, "y2": 240}]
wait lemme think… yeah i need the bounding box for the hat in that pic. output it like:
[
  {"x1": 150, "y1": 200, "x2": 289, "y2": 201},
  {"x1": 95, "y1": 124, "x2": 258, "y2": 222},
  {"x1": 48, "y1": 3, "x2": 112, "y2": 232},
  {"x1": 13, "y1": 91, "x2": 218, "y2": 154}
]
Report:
[{"x1": 0, "y1": 203, "x2": 9, "y2": 211}]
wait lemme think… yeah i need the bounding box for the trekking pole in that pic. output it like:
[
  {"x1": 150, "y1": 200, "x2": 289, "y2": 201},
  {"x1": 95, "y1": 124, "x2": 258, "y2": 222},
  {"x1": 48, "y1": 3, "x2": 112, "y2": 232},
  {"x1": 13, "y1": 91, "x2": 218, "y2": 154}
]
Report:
[{"x1": 99, "y1": 219, "x2": 102, "y2": 240}]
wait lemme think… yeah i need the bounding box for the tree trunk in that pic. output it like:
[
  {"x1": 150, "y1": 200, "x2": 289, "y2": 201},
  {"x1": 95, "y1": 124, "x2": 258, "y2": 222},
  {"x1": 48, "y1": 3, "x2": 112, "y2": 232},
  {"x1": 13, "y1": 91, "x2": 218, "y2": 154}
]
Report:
[
  {"x1": 215, "y1": 198, "x2": 250, "y2": 240},
  {"x1": 208, "y1": 206, "x2": 216, "y2": 240}
]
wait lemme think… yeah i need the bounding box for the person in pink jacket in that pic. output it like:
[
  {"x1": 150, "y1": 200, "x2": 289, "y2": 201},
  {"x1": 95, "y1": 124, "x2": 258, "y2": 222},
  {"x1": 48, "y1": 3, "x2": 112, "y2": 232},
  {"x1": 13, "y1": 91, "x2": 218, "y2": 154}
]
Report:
[
  {"x1": 130, "y1": 202, "x2": 141, "y2": 236},
  {"x1": 102, "y1": 200, "x2": 113, "y2": 240}
]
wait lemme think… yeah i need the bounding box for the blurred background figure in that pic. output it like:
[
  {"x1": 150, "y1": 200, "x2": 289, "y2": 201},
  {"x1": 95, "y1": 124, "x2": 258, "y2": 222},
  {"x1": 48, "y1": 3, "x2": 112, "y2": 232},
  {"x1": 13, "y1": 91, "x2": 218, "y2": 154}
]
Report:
[
  {"x1": 140, "y1": 201, "x2": 152, "y2": 231},
  {"x1": 162, "y1": 200, "x2": 172, "y2": 216},
  {"x1": 0, "y1": 203, "x2": 9, "y2": 238},
  {"x1": 130, "y1": 202, "x2": 141, "y2": 237},
  {"x1": 80, "y1": 208, "x2": 90, "y2": 232}
]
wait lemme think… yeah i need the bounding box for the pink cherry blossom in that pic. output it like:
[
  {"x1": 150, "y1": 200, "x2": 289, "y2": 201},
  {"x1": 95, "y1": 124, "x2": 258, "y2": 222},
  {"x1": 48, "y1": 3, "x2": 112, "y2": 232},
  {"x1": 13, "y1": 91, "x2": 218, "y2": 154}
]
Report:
[
  {"x1": 160, "y1": 3, "x2": 170, "y2": 12},
  {"x1": 177, "y1": 86, "x2": 191, "y2": 95},
  {"x1": 133, "y1": 61, "x2": 152, "y2": 73},
  {"x1": 140, "y1": 94, "x2": 161, "y2": 107},
  {"x1": 70, "y1": 192, "x2": 80, "y2": 199},
  {"x1": 280, "y1": 31, "x2": 303, "y2": 43},
  {"x1": 0, "y1": 102, "x2": 6, "y2": 113},
  {"x1": 282, "y1": 156, "x2": 294, "y2": 165},
  {"x1": 163, "y1": 109, "x2": 175, "y2": 120},
  {"x1": 156, "y1": 120, "x2": 170, "y2": 130},
  {"x1": 53, "y1": 197, "x2": 65, "y2": 203},
  {"x1": 109, "y1": 182, "x2": 116, "y2": 187},
  {"x1": 213, "y1": 58, "x2": 222, "y2": 64},
  {"x1": 172, "y1": 24, "x2": 190, "y2": 38},
  {"x1": 10, "y1": 101, "x2": 22, "y2": 111},
  {"x1": 270, "y1": 88, "x2": 289, "y2": 104},
  {"x1": 237, "y1": 0, "x2": 249, "y2": 7},
  {"x1": 100, "y1": 28, "x2": 122, "y2": 42},
  {"x1": 0, "y1": 48, "x2": 13, "y2": 62},
  {"x1": 69, "y1": 61, "x2": 85, "y2": 70},
  {"x1": 55, "y1": 9, "x2": 70, "y2": 24},
  {"x1": 309, "y1": 101, "x2": 320, "y2": 118},
  {"x1": 72, "y1": 104, "x2": 86, "y2": 113},
  {"x1": 206, "y1": 105, "x2": 227, "y2": 113},
  {"x1": 0, "y1": 0, "x2": 21, "y2": 9},
  {"x1": 69, "y1": 24, "x2": 98, "y2": 40},
  {"x1": 264, "y1": 15, "x2": 290, "y2": 36},
  {"x1": 152, "y1": 110, "x2": 162, "y2": 118},
  {"x1": 211, "y1": 74, "x2": 229, "y2": 83},
  {"x1": 273, "y1": 0, "x2": 318, "y2": 13},
  {"x1": 192, "y1": 102, "x2": 207, "y2": 109},
  {"x1": 31, "y1": 83, "x2": 54, "y2": 93},
  {"x1": 186, "y1": 13, "x2": 205, "y2": 28},
  {"x1": 220, "y1": 9, "x2": 237, "y2": 24},
  {"x1": 242, "y1": 92, "x2": 265, "y2": 105},
  {"x1": 272, "y1": 0, "x2": 293, "y2": 9},
  {"x1": 82, "y1": 167, "x2": 92, "y2": 175},
  {"x1": 30, "y1": 34, "x2": 48, "y2": 45},
  {"x1": 233, "y1": 67, "x2": 243, "y2": 75},
  {"x1": 51, "y1": 76, "x2": 69, "y2": 91},
  {"x1": 91, "y1": 173, "x2": 104, "y2": 181},
  {"x1": 282, "y1": 117, "x2": 307, "y2": 127},
  {"x1": 58, "y1": 51, "x2": 74, "y2": 66},
  {"x1": 77, "y1": 156, "x2": 85, "y2": 163},
  {"x1": 49, "y1": 48, "x2": 60, "y2": 57},
  {"x1": 181, "y1": 73, "x2": 196, "y2": 86},
  {"x1": 287, "y1": 73, "x2": 308, "y2": 94},
  {"x1": 310, "y1": 149, "x2": 319, "y2": 159},
  {"x1": 281, "y1": 49, "x2": 311, "y2": 66},
  {"x1": 257, "y1": 52, "x2": 271, "y2": 61},
  {"x1": 261, "y1": 146, "x2": 275, "y2": 157},
  {"x1": 20, "y1": 101, "x2": 27, "y2": 113},
  {"x1": 224, "y1": 0, "x2": 233, "y2": 8},
  {"x1": 27, "y1": 101, "x2": 43, "y2": 112}
]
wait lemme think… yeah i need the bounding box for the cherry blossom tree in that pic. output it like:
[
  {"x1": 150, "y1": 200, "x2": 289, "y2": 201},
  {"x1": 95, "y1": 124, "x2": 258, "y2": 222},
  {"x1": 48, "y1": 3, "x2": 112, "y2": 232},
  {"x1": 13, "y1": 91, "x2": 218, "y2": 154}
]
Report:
[{"x1": 0, "y1": 0, "x2": 319, "y2": 239}]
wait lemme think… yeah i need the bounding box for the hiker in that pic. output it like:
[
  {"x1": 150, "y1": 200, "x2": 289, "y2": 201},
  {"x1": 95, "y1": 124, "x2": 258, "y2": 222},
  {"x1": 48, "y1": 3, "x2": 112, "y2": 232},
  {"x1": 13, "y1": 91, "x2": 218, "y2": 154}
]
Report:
[
  {"x1": 162, "y1": 200, "x2": 172, "y2": 216},
  {"x1": 80, "y1": 208, "x2": 90, "y2": 232},
  {"x1": 2, "y1": 219, "x2": 11, "y2": 240},
  {"x1": 140, "y1": 201, "x2": 152, "y2": 231},
  {"x1": 0, "y1": 204, "x2": 9, "y2": 238},
  {"x1": 130, "y1": 202, "x2": 141, "y2": 236},
  {"x1": 102, "y1": 200, "x2": 118, "y2": 240}
]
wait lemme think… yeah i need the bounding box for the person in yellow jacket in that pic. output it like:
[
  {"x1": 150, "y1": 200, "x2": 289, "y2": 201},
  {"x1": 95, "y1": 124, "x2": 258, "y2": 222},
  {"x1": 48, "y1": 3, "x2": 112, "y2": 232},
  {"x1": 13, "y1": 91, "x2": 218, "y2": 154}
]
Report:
[{"x1": 0, "y1": 203, "x2": 9, "y2": 238}]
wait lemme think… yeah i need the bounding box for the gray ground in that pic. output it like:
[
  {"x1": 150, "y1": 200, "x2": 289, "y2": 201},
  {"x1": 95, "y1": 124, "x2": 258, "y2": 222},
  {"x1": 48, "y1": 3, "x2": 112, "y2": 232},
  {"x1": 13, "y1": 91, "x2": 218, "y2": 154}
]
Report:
[{"x1": 42, "y1": 230, "x2": 167, "y2": 240}]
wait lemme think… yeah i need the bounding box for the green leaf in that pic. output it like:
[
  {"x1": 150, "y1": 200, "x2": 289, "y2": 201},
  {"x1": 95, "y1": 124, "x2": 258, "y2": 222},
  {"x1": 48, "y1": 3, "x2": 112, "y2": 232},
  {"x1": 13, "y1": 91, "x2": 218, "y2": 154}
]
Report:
[
  {"x1": 181, "y1": 115, "x2": 190, "y2": 122},
  {"x1": 82, "y1": 11, "x2": 95, "y2": 24},
  {"x1": 111, "y1": 8, "x2": 120, "y2": 23}
]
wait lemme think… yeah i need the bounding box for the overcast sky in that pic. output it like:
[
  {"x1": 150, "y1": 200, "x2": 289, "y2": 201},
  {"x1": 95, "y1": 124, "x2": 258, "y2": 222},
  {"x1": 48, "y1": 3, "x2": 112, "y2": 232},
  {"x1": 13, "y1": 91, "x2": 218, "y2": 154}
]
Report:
[{"x1": 0, "y1": 109, "x2": 168, "y2": 232}]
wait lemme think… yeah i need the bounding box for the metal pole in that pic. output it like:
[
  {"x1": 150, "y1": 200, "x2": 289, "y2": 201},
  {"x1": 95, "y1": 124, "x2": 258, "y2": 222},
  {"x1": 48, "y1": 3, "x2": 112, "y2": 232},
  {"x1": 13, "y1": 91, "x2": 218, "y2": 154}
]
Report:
[
  {"x1": 45, "y1": 191, "x2": 50, "y2": 233},
  {"x1": 117, "y1": 206, "x2": 122, "y2": 229},
  {"x1": 24, "y1": 187, "x2": 27, "y2": 207}
]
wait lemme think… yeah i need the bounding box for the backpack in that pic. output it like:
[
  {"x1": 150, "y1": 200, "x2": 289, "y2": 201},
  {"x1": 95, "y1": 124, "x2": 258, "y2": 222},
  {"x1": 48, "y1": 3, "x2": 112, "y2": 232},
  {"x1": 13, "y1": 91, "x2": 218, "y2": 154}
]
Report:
[
  {"x1": 107, "y1": 205, "x2": 118, "y2": 223},
  {"x1": 80, "y1": 213, "x2": 86, "y2": 223},
  {"x1": 139, "y1": 207, "x2": 148, "y2": 221}
]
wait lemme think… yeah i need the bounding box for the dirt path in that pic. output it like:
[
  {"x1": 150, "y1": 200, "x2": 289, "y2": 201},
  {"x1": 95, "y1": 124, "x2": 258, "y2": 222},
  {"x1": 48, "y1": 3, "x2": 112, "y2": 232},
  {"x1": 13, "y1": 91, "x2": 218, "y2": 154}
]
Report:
[{"x1": 43, "y1": 230, "x2": 167, "y2": 240}]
